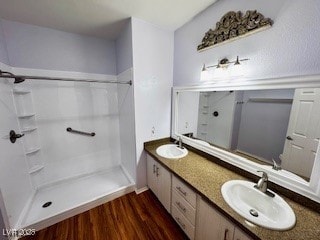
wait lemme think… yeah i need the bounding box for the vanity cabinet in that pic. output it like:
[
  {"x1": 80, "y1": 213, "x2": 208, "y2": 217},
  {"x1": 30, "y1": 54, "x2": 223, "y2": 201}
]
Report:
[
  {"x1": 233, "y1": 228, "x2": 253, "y2": 240},
  {"x1": 171, "y1": 175, "x2": 197, "y2": 239},
  {"x1": 146, "y1": 153, "x2": 253, "y2": 240},
  {"x1": 146, "y1": 154, "x2": 171, "y2": 212},
  {"x1": 196, "y1": 198, "x2": 253, "y2": 240}
]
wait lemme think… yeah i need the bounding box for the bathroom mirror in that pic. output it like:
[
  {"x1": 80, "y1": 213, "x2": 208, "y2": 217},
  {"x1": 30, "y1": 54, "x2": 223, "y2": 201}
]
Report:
[{"x1": 172, "y1": 75, "x2": 320, "y2": 203}]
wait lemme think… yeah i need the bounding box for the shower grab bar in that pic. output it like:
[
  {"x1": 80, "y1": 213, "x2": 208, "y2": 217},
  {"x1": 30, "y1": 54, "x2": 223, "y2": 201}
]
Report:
[
  {"x1": 0, "y1": 69, "x2": 132, "y2": 85},
  {"x1": 66, "y1": 127, "x2": 95, "y2": 137}
]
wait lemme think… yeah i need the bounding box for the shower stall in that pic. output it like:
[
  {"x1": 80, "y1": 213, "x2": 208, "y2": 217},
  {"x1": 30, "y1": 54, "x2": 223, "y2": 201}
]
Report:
[{"x1": 0, "y1": 67, "x2": 136, "y2": 232}]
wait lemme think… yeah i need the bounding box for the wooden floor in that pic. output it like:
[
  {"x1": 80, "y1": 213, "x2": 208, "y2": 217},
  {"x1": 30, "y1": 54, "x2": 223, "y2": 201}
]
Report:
[{"x1": 22, "y1": 190, "x2": 187, "y2": 240}]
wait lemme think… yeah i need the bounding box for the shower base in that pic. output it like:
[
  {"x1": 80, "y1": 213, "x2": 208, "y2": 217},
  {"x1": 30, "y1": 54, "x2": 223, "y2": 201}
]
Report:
[{"x1": 20, "y1": 165, "x2": 135, "y2": 231}]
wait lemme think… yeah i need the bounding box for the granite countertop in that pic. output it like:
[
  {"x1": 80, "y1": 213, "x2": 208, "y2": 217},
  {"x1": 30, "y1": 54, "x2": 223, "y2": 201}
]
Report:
[{"x1": 144, "y1": 140, "x2": 320, "y2": 240}]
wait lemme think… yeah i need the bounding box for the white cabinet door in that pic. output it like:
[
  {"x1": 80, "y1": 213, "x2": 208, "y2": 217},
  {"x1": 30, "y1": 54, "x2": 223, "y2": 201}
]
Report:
[
  {"x1": 146, "y1": 154, "x2": 171, "y2": 213},
  {"x1": 197, "y1": 198, "x2": 234, "y2": 240},
  {"x1": 233, "y1": 227, "x2": 253, "y2": 240},
  {"x1": 147, "y1": 154, "x2": 157, "y2": 194},
  {"x1": 157, "y1": 163, "x2": 171, "y2": 212},
  {"x1": 220, "y1": 214, "x2": 235, "y2": 240}
]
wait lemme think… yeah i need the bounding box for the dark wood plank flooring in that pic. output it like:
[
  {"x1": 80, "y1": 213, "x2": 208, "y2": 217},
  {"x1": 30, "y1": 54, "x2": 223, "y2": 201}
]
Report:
[{"x1": 22, "y1": 190, "x2": 187, "y2": 240}]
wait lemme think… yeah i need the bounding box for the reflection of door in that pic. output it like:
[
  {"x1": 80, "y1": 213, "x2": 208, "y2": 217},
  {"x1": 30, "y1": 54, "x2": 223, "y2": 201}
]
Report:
[
  {"x1": 0, "y1": 78, "x2": 33, "y2": 228},
  {"x1": 282, "y1": 88, "x2": 320, "y2": 178}
]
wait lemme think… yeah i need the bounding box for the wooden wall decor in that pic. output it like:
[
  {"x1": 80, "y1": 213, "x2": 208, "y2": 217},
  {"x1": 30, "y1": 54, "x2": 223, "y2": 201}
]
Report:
[{"x1": 197, "y1": 10, "x2": 273, "y2": 52}]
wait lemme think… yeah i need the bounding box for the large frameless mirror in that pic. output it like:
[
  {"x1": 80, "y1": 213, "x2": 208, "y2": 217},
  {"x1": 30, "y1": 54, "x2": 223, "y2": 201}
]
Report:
[{"x1": 172, "y1": 76, "x2": 320, "y2": 203}]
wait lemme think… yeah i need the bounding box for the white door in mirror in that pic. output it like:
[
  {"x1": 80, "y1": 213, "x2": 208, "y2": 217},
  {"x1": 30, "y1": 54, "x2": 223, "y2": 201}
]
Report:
[
  {"x1": 156, "y1": 144, "x2": 188, "y2": 159},
  {"x1": 221, "y1": 180, "x2": 296, "y2": 231}
]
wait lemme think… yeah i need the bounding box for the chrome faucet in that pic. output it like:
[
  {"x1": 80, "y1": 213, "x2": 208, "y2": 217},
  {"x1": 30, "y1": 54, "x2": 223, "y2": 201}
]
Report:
[
  {"x1": 254, "y1": 171, "x2": 275, "y2": 197},
  {"x1": 175, "y1": 136, "x2": 184, "y2": 149},
  {"x1": 272, "y1": 158, "x2": 282, "y2": 171}
]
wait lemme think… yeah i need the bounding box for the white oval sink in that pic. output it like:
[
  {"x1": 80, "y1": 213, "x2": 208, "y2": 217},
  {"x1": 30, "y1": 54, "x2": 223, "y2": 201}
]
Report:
[
  {"x1": 221, "y1": 180, "x2": 296, "y2": 230},
  {"x1": 156, "y1": 144, "x2": 188, "y2": 159}
]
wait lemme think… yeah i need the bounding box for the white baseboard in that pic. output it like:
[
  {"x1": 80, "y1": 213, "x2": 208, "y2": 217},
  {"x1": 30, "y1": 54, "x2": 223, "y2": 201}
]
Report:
[{"x1": 135, "y1": 186, "x2": 149, "y2": 194}]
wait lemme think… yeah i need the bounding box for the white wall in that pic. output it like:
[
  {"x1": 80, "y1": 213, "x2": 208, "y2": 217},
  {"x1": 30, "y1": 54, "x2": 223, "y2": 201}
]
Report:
[
  {"x1": 1, "y1": 20, "x2": 117, "y2": 75},
  {"x1": 116, "y1": 20, "x2": 133, "y2": 75},
  {"x1": 177, "y1": 91, "x2": 199, "y2": 136},
  {"x1": 174, "y1": 0, "x2": 320, "y2": 86},
  {"x1": 132, "y1": 18, "x2": 174, "y2": 189},
  {"x1": 0, "y1": 20, "x2": 9, "y2": 65}
]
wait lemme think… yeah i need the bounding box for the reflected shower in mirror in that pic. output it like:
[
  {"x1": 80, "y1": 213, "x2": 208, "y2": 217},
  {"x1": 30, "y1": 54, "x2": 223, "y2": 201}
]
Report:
[{"x1": 177, "y1": 88, "x2": 320, "y2": 182}]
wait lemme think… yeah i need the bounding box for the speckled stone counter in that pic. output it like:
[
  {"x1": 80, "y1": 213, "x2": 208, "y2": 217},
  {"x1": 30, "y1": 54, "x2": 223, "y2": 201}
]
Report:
[{"x1": 144, "y1": 140, "x2": 320, "y2": 240}]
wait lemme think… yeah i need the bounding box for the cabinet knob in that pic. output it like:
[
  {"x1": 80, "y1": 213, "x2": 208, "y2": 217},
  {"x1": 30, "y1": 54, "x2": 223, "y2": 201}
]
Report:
[
  {"x1": 176, "y1": 201, "x2": 186, "y2": 212},
  {"x1": 175, "y1": 217, "x2": 185, "y2": 229},
  {"x1": 176, "y1": 186, "x2": 187, "y2": 196}
]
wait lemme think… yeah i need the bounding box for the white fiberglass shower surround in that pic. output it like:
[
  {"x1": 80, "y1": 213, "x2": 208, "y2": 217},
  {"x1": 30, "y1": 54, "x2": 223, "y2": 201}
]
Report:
[{"x1": 0, "y1": 64, "x2": 135, "y2": 232}]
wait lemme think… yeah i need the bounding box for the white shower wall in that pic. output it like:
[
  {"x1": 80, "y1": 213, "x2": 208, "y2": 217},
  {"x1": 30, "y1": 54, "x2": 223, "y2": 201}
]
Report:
[
  {"x1": 12, "y1": 68, "x2": 124, "y2": 188},
  {"x1": 117, "y1": 68, "x2": 136, "y2": 183},
  {"x1": 0, "y1": 19, "x2": 137, "y2": 231},
  {"x1": 0, "y1": 63, "x2": 34, "y2": 229}
]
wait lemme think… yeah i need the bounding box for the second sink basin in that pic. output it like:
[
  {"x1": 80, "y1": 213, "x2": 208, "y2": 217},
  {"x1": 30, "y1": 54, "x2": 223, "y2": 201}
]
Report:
[
  {"x1": 221, "y1": 180, "x2": 296, "y2": 230},
  {"x1": 156, "y1": 144, "x2": 188, "y2": 159}
]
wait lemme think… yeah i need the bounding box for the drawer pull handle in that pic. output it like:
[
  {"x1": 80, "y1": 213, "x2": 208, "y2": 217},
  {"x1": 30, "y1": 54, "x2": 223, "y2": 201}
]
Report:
[
  {"x1": 176, "y1": 186, "x2": 187, "y2": 196},
  {"x1": 176, "y1": 201, "x2": 186, "y2": 212},
  {"x1": 156, "y1": 167, "x2": 159, "y2": 177},
  {"x1": 153, "y1": 164, "x2": 156, "y2": 174},
  {"x1": 175, "y1": 217, "x2": 186, "y2": 229},
  {"x1": 224, "y1": 229, "x2": 229, "y2": 240}
]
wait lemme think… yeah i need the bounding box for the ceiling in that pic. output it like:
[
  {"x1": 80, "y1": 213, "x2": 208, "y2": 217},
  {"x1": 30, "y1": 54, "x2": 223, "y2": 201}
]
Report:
[{"x1": 0, "y1": 0, "x2": 218, "y2": 40}]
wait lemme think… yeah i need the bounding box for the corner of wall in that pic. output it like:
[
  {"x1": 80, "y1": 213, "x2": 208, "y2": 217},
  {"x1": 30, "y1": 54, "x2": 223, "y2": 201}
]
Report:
[
  {"x1": 115, "y1": 19, "x2": 133, "y2": 75},
  {"x1": 0, "y1": 19, "x2": 10, "y2": 66},
  {"x1": 131, "y1": 18, "x2": 174, "y2": 189}
]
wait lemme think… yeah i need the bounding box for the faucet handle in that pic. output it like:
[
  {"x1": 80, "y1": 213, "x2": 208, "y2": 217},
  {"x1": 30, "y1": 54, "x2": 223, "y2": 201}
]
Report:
[{"x1": 257, "y1": 170, "x2": 268, "y2": 180}]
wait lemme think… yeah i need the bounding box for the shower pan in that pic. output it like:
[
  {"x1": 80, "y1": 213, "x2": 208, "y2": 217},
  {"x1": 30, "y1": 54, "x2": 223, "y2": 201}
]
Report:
[{"x1": 0, "y1": 69, "x2": 135, "y2": 232}]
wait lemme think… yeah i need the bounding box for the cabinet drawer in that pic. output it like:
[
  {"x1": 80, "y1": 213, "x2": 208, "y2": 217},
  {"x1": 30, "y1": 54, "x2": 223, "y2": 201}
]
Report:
[
  {"x1": 172, "y1": 175, "x2": 196, "y2": 208},
  {"x1": 172, "y1": 190, "x2": 196, "y2": 225},
  {"x1": 172, "y1": 205, "x2": 195, "y2": 240}
]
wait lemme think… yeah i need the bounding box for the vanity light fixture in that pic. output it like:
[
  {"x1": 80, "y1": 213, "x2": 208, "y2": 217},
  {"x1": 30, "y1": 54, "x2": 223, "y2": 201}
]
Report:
[{"x1": 202, "y1": 56, "x2": 249, "y2": 71}]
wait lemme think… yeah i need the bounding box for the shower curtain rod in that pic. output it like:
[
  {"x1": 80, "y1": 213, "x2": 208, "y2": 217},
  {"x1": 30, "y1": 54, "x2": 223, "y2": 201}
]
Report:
[{"x1": 0, "y1": 70, "x2": 132, "y2": 85}]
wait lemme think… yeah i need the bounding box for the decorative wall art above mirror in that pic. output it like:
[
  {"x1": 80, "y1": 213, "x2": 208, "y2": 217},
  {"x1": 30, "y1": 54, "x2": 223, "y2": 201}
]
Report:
[
  {"x1": 197, "y1": 10, "x2": 273, "y2": 51},
  {"x1": 172, "y1": 75, "x2": 320, "y2": 203}
]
